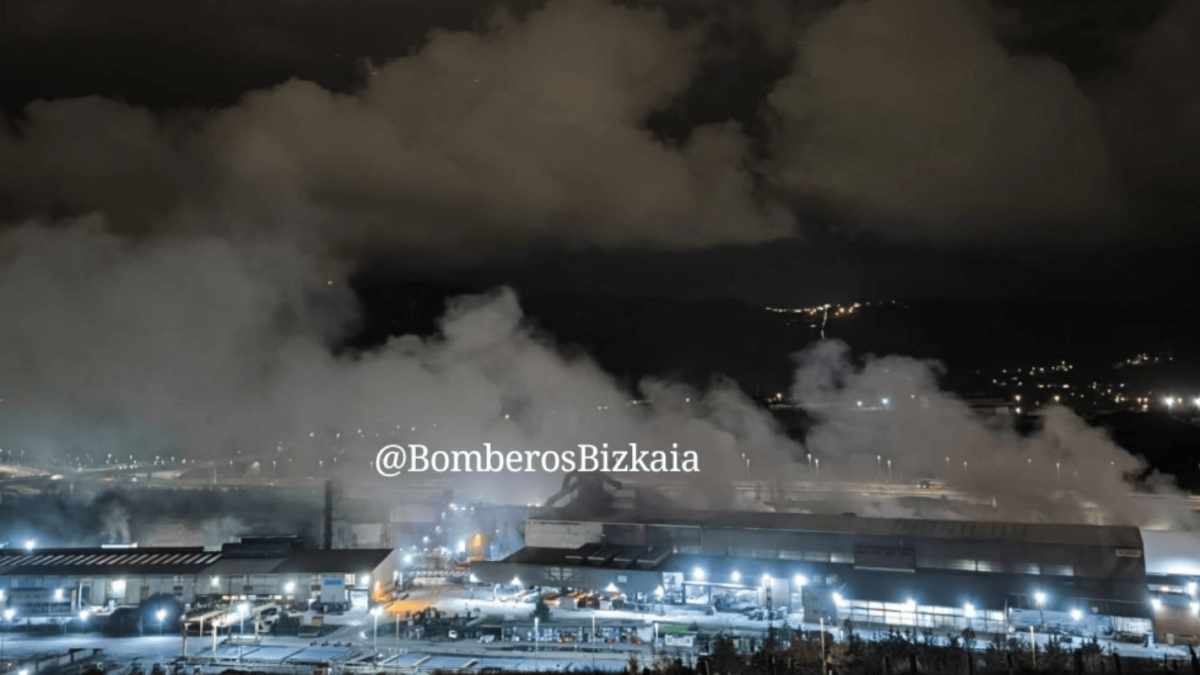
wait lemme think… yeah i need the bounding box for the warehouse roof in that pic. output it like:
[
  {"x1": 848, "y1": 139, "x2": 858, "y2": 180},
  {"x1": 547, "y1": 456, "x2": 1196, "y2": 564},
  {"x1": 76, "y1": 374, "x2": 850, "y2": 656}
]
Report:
[
  {"x1": 271, "y1": 549, "x2": 393, "y2": 574},
  {"x1": 202, "y1": 557, "x2": 286, "y2": 575},
  {"x1": 0, "y1": 545, "x2": 394, "y2": 578},
  {"x1": 534, "y1": 509, "x2": 1144, "y2": 549},
  {"x1": 0, "y1": 547, "x2": 220, "y2": 576}
]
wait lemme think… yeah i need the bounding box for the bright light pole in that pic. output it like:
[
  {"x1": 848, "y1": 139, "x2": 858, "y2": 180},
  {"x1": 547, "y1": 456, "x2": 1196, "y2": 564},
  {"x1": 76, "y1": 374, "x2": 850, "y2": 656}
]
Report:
[
  {"x1": 2, "y1": 608, "x2": 15, "y2": 661},
  {"x1": 157, "y1": 609, "x2": 166, "y2": 636},
  {"x1": 79, "y1": 610, "x2": 89, "y2": 634},
  {"x1": 887, "y1": 459, "x2": 892, "y2": 484},
  {"x1": 371, "y1": 606, "x2": 383, "y2": 660},
  {"x1": 534, "y1": 616, "x2": 539, "y2": 653},
  {"x1": 238, "y1": 602, "x2": 249, "y2": 662}
]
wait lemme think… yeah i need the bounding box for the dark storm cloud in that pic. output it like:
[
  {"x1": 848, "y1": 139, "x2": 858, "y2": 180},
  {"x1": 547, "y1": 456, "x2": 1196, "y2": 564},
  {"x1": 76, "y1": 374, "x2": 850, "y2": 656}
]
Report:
[{"x1": 766, "y1": 0, "x2": 1123, "y2": 238}]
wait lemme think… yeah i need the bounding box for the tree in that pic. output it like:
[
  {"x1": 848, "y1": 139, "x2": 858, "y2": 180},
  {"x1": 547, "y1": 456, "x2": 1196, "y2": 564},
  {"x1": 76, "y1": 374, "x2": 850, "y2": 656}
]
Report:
[
  {"x1": 708, "y1": 637, "x2": 745, "y2": 675},
  {"x1": 531, "y1": 597, "x2": 551, "y2": 623}
]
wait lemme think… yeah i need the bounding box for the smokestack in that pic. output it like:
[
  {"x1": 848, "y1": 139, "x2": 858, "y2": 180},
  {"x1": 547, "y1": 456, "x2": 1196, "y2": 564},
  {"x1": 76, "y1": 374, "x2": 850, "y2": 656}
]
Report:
[{"x1": 324, "y1": 478, "x2": 334, "y2": 550}]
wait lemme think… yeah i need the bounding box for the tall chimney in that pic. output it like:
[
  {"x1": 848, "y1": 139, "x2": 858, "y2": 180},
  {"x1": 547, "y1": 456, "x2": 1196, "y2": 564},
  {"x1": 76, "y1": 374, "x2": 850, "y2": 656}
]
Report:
[{"x1": 324, "y1": 478, "x2": 334, "y2": 550}]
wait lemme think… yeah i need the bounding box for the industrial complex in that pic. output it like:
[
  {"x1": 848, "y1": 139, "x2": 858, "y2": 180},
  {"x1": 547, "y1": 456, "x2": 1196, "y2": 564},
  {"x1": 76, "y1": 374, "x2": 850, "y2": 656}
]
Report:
[
  {"x1": 4, "y1": 472, "x2": 1200, "y2": 656},
  {"x1": 470, "y1": 475, "x2": 1200, "y2": 646}
]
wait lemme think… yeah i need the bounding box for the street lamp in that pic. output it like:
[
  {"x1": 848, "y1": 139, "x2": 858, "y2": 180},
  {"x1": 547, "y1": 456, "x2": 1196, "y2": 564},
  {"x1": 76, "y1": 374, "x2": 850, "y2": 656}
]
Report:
[
  {"x1": 2, "y1": 608, "x2": 15, "y2": 661},
  {"x1": 157, "y1": 609, "x2": 166, "y2": 636},
  {"x1": 534, "y1": 616, "x2": 539, "y2": 653},
  {"x1": 79, "y1": 610, "x2": 89, "y2": 634},
  {"x1": 371, "y1": 606, "x2": 382, "y2": 661},
  {"x1": 238, "y1": 602, "x2": 249, "y2": 662}
]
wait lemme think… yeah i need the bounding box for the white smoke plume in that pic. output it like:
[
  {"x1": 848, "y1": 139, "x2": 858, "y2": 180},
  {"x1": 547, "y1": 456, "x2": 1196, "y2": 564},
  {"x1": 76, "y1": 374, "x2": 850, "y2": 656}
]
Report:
[
  {"x1": 0, "y1": 0, "x2": 1191, "y2": 533},
  {"x1": 99, "y1": 500, "x2": 132, "y2": 543},
  {"x1": 788, "y1": 339, "x2": 1194, "y2": 528},
  {"x1": 0, "y1": 216, "x2": 802, "y2": 507},
  {"x1": 1, "y1": 214, "x2": 1187, "y2": 529}
]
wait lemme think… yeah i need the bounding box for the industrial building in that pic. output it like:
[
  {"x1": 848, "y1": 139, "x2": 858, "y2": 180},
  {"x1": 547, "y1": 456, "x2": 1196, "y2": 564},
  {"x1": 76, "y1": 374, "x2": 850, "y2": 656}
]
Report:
[
  {"x1": 470, "y1": 475, "x2": 1200, "y2": 644},
  {"x1": 0, "y1": 536, "x2": 398, "y2": 622}
]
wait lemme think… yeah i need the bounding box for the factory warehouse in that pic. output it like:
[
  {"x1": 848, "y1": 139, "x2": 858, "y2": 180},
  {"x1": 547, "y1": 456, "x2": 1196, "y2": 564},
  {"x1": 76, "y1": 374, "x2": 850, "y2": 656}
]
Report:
[
  {"x1": 0, "y1": 536, "x2": 398, "y2": 621},
  {"x1": 469, "y1": 476, "x2": 1200, "y2": 645}
]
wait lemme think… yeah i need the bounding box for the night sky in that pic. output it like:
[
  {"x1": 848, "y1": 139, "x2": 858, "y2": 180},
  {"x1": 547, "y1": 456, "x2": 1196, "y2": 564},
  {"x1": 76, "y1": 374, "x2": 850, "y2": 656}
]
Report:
[{"x1": 2, "y1": 0, "x2": 1197, "y2": 307}]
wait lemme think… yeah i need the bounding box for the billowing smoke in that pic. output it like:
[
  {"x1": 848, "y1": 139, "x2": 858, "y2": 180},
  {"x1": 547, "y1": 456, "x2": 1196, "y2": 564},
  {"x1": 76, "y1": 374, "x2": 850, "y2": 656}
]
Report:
[
  {"x1": 0, "y1": 0, "x2": 791, "y2": 254},
  {"x1": 0, "y1": 0, "x2": 1193, "y2": 534},
  {"x1": 1094, "y1": 0, "x2": 1200, "y2": 220},
  {"x1": 198, "y1": 516, "x2": 254, "y2": 548},
  {"x1": 1, "y1": 0, "x2": 1189, "y2": 249},
  {"x1": 0, "y1": 214, "x2": 1187, "y2": 529},
  {"x1": 765, "y1": 0, "x2": 1121, "y2": 235},
  {"x1": 0, "y1": 217, "x2": 804, "y2": 506},
  {"x1": 788, "y1": 340, "x2": 1194, "y2": 528},
  {"x1": 96, "y1": 493, "x2": 132, "y2": 543}
]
